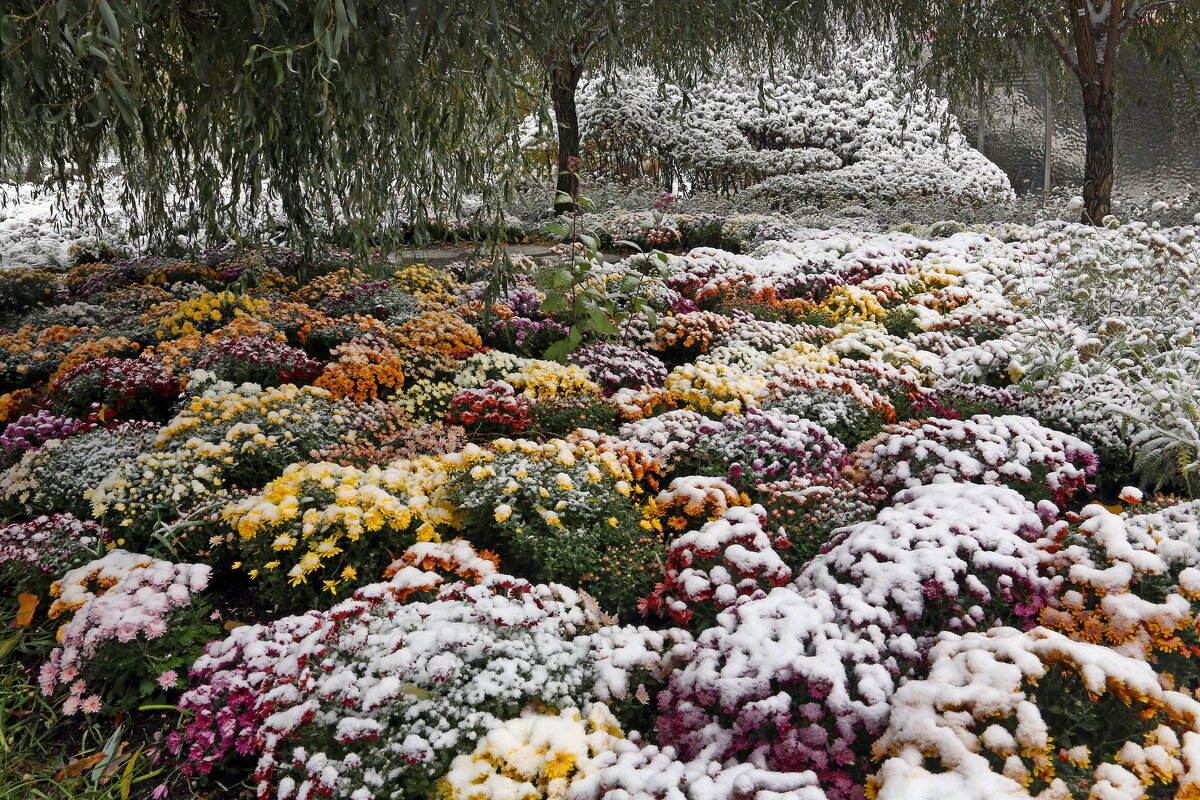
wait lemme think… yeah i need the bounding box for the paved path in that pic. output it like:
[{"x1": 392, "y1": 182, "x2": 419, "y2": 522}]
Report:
[{"x1": 386, "y1": 243, "x2": 622, "y2": 266}]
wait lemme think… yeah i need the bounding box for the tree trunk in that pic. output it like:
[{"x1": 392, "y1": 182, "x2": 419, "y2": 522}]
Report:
[
  {"x1": 1080, "y1": 80, "x2": 1115, "y2": 224},
  {"x1": 551, "y1": 60, "x2": 584, "y2": 215}
]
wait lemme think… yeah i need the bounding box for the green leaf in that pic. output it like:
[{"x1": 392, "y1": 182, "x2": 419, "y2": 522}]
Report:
[{"x1": 539, "y1": 293, "x2": 568, "y2": 313}]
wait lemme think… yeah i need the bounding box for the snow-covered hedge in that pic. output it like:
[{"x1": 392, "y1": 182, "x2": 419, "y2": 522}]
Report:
[{"x1": 573, "y1": 52, "x2": 1012, "y2": 206}]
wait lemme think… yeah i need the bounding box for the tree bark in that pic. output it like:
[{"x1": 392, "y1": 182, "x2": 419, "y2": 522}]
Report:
[
  {"x1": 1080, "y1": 81, "x2": 1115, "y2": 224},
  {"x1": 551, "y1": 59, "x2": 585, "y2": 215}
]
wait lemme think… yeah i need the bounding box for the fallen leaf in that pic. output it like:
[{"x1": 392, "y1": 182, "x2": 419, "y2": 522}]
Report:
[
  {"x1": 55, "y1": 753, "x2": 105, "y2": 780},
  {"x1": 15, "y1": 593, "x2": 38, "y2": 628},
  {"x1": 223, "y1": 621, "x2": 247, "y2": 631}
]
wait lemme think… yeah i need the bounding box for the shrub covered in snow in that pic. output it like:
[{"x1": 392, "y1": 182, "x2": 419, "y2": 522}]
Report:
[
  {"x1": 683, "y1": 408, "x2": 849, "y2": 492},
  {"x1": 657, "y1": 483, "x2": 1053, "y2": 799},
  {"x1": 173, "y1": 574, "x2": 597, "y2": 800},
  {"x1": 643, "y1": 504, "x2": 791, "y2": 632},
  {"x1": 40, "y1": 550, "x2": 215, "y2": 715},
  {"x1": 848, "y1": 414, "x2": 1098, "y2": 505},
  {"x1": 573, "y1": 52, "x2": 1011, "y2": 206},
  {"x1": 870, "y1": 627, "x2": 1200, "y2": 800}
]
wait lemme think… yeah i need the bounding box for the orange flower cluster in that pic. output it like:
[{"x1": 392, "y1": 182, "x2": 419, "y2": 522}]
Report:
[
  {"x1": 315, "y1": 341, "x2": 406, "y2": 402},
  {"x1": 652, "y1": 311, "x2": 736, "y2": 358},
  {"x1": 565, "y1": 428, "x2": 668, "y2": 494},
  {"x1": 1039, "y1": 502, "x2": 1200, "y2": 691},
  {"x1": 292, "y1": 268, "x2": 358, "y2": 306},
  {"x1": 395, "y1": 311, "x2": 481, "y2": 354},
  {"x1": 48, "y1": 336, "x2": 142, "y2": 391},
  {"x1": 647, "y1": 475, "x2": 751, "y2": 533},
  {"x1": 0, "y1": 325, "x2": 99, "y2": 381},
  {"x1": 0, "y1": 387, "x2": 40, "y2": 426},
  {"x1": 380, "y1": 540, "x2": 500, "y2": 602}
]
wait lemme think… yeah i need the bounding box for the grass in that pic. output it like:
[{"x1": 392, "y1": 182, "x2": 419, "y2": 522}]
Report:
[{"x1": 0, "y1": 606, "x2": 166, "y2": 800}]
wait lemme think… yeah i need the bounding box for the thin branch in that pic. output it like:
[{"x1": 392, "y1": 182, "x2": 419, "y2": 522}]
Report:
[
  {"x1": 1118, "y1": 0, "x2": 1185, "y2": 32},
  {"x1": 1030, "y1": 3, "x2": 1084, "y2": 79}
]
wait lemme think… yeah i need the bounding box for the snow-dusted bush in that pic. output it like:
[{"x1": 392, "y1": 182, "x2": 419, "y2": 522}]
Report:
[
  {"x1": 174, "y1": 574, "x2": 597, "y2": 799},
  {"x1": 40, "y1": 550, "x2": 214, "y2": 715},
  {"x1": 657, "y1": 483, "x2": 1054, "y2": 800},
  {"x1": 848, "y1": 414, "x2": 1098, "y2": 505},
  {"x1": 870, "y1": 627, "x2": 1200, "y2": 800},
  {"x1": 573, "y1": 52, "x2": 1011, "y2": 206},
  {"x1": 684, "y1": 408, "x2": 849, "y2": 491},
  {"x1": 1039, "y1": 499, "x2": 1200, "y2": 690},
  {"x1": 643, "y1": 504, "x2": 791, "y2": 632}
]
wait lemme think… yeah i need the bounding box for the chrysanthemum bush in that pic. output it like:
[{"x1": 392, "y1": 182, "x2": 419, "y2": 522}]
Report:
[
  {"x1": 5, "y1": 420, "x2": 159, "y2": 518},
  {"x1": 440, "y1": 703, "x2": 624, "y2": 799},
  {"x1": 446, "y1": 380, "x2": 534, "y2": 436},
  {"x1": 88, "y1": 375, "x2": 343, "y2": 544},
  {"x1": 448, "y1": 437, "x2": 663, "y2": 614},
  {"x1": 40, "y1": 550, "x2": 217, "y2": 715},
  {"x1": 172, "y1": 574, "x2": 598, "y2": 800},
  {"x1": 848, "y1": 414, "x2": 1098, "y2": 505},
  {"x1": 0, "y1": 409, "x2": 82, "y2": 469},
  {"x1": 54, "y1": 353, "x2": 183, "y2": 420},
  {"x1": 657, "y1": 483, "x2": 1054, "y2": 799},
  {"x1": 569, "y1": 342, "x2": 669, "y2": 395},
  {"x1": 191, "y1": 335, "x2": 324, "y2": 387},
  {"x1": 869, "y1": 627, "x2": 1200, "y2": 800},
  {"x1": 225, "y1": 458, "x2": 450, "y2": 611},
  {"x1": 682, "y1": 408, "x2": 849, "y2": 492},
  {"x1": 0, "y1": 512, "x2": 107, "y2": 595},
  {"x1": 642, "y1": 504, "x2": 791, "y2": 633},
  {"x1": 1038, "y1": 498, "x2": 1200, "y2": 693}
]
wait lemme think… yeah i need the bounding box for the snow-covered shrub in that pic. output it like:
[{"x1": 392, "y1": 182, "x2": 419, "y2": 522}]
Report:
[
  {"x1": 848, "y1": 414, "x2": 1098, "y2": 505},
  {"x1": 617, "y1": 410, "x2": 706, "y2": 468},
  {"x1": 440, "y1": 704, "x2": 623, "y2": 799},
  {"x1": 39, "y1": 550, "x2": 215, "y2": 715},
  {"x1": 573, "y1": 53, "x2": 1011, "y2": 206},
  {"x1": 765, "y1": 389, "x2": 887, "y2": 447},
  {"x1": 683, "y1": 408, "x2": 849, "y2": 491},
  {"x1": 570, "y1": 342, "x2": 669, "y2": 395},
  {"x1": 756, "y1": 476, "x2": 881, "y2": 569},
  {"x1": 173, "y1": 574, "x2": 597, "y2": 800},
  {"x1": 567, "y1": 740, "x2": 827, "y2": 800},
  {"x1": 445, "y1": 379, "x2": 534, "y2": 435},
  {"x1": 870, "y1": 627, "x2": 1200, "y2": 800},
  {"x1": 1039, "y1": 499, "x2": 1200, "y2": 691},
  {"x1": 657, "y1": 483, "x2": 1053, "y2": 800},
  {"x1": 0, "y1": 512, "x2": 107, "y2": 595},
  {"x1": 2, "y1": 420, "x2": 155, "y2": 517},
  {"x1": 643, "y1": 504, "x2": 791, "y2": 632}
]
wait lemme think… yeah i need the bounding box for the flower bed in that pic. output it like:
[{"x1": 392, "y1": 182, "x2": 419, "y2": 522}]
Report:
[{"x1": 1, "y1": 214, "x2": 1198, "y2": 799}]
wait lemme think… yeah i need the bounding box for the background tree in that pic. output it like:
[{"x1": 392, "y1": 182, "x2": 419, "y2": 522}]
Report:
[
  {"x1": 899, "y1": 0, "x2": 1199, "y2": 223},
  {"x1": 0, "y1": 1, "x2": 882, "y2": 250}
]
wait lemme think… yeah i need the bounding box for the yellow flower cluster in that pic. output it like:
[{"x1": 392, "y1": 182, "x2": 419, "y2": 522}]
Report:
[
  {"x1": 158, "y1": 382, "x2": 333, "y2": 446},
  {"x1": 87, "y1": 441, "x2": 230, "y2": 529},
  {"x1": 665, "y1": 357, "x2": 769, "y2": 415},
  {"x1": 438, "y1": 704, "x2": 623, "y2": 800},
  {"x1": 814, "y1": 285, "x2": 889, "y2": 324},
  {"x1": 153, "y1": 291, "x2": 270, "y2": 339},
  {"x1": 224, "y1": 456, "x2": 462, "y2": 600},
  {"x1": 869, "y1": 628, "x2": 1200, "y2": 800},
  {"x1": 391, "y1": 264, "x2": 464, "y2": 304},
  {"x1": 391, "y1": 378, "x2": 460, "y2": 421},
  {"x1": 505, "y1": 360, "x2": 600, "y2": 401}
]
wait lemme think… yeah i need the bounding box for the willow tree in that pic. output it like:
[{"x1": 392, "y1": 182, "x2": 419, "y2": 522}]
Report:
[
  {"x1": 898, "y1": 0, "x2": 1199, "y2": 224},
  {"x1": 0, "y1": 0, "x2": 886, "y2": 250}
]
